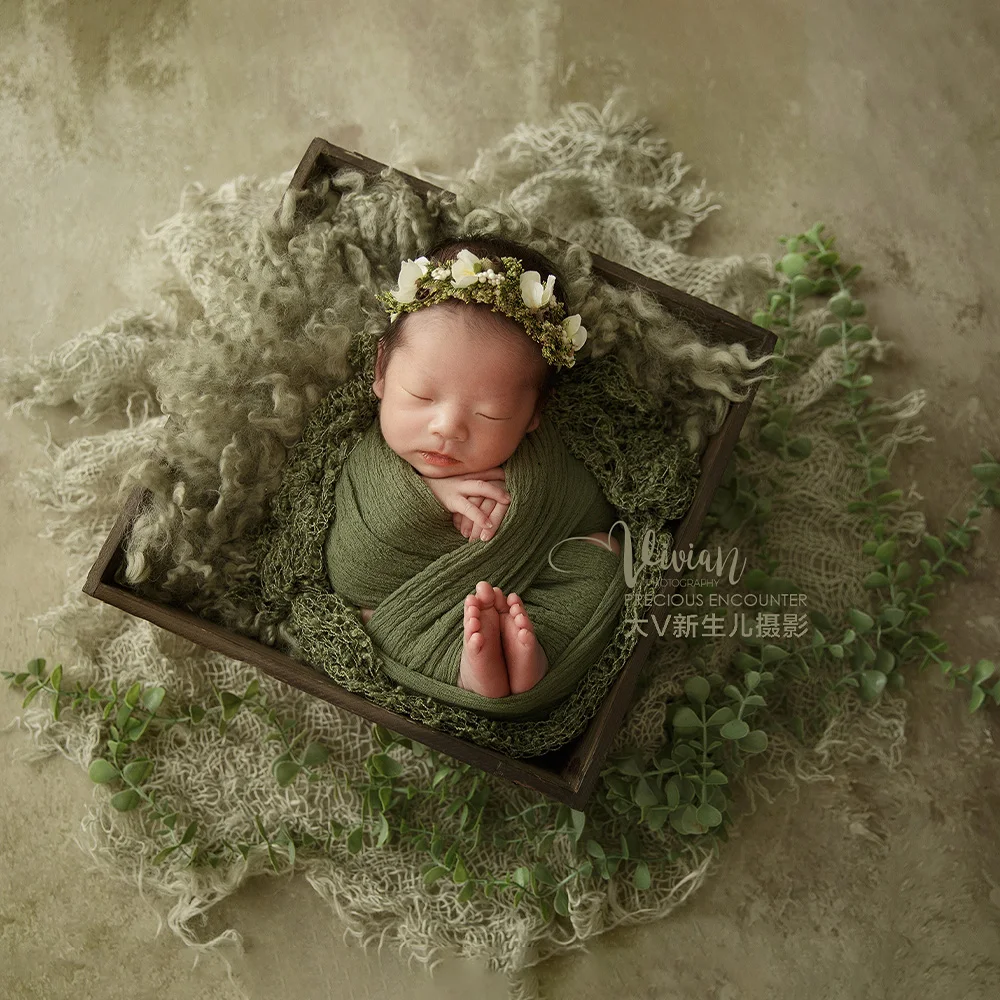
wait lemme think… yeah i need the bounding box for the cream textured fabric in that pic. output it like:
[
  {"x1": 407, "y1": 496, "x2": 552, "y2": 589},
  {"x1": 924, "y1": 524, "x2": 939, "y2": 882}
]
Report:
[{"x1": 0, "y1": 94, "x2": 924, "y2": 1000}]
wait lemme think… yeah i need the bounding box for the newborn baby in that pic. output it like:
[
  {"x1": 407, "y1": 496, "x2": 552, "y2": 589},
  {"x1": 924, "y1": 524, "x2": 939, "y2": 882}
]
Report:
[{"x1": 356, "y1": 237, "x2": 621, "y2": 699}]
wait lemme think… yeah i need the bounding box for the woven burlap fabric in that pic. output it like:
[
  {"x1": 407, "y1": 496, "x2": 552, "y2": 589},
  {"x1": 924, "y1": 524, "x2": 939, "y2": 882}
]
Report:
[{"x1": 0, "y1": 94, "x2": 925, "y2": 1000}]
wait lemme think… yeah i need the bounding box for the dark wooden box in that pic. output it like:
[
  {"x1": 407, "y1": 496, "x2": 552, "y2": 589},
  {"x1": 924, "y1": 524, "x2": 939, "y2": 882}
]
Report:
[{"x1": 82, "y1": 139, "x2": 774, "y2": 809}]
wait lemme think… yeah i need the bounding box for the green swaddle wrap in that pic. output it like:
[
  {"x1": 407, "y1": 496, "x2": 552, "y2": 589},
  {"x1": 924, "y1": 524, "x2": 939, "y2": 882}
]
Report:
[{"x1": 324, "y1": 413, "x2": 628, "y2": 720}]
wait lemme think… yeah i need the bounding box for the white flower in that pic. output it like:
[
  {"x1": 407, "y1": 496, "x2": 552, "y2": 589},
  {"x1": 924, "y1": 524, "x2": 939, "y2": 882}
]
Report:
[
  {"x1": 392, "y1": 256, "x2": 431, "y2": 303},
  {"x1": 563, "y1": 314, "x2": 587, "y2": 350},
  {"x1": 431, "y1": 266, "x2": 450, "y2": 280},
  {"x1": 520, "y1": 270, "x2": 556, "y2": 310},
  {"x1": 389, "y1": 312, "x2": 399, "y2": 322},
  {"x1": 450, "y1": 249, "x2": 484, "y2": 288}
]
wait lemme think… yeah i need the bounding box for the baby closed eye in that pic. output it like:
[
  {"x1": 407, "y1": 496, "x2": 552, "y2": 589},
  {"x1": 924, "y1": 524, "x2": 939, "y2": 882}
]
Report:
[{"x1": 406, "y1": 392, "x2": 509, "y2": 420}]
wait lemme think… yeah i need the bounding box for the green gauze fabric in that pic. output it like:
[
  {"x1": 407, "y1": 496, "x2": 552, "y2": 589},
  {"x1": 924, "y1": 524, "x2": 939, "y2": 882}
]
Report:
[
  {"x1": 323, "y1": 412, "x2": 627, "y2": 719},
  {"x1": 246, "y1": 345, "x2": 703, "y2": 757}
]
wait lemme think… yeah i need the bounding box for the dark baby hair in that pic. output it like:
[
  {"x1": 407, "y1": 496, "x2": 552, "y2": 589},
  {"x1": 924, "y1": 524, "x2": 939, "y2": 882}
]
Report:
[{"x1": 374, "y1": 233, "x2": 569, "y2": 408}]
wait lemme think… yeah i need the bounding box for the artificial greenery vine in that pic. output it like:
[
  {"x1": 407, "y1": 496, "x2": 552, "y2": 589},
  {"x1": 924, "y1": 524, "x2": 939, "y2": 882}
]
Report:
[{"x1": 5, "y1": 223, "x2": 997, "y2": 924}]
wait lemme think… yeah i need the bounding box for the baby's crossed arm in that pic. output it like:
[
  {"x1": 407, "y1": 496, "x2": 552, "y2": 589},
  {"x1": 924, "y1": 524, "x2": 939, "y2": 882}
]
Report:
[{"x1": 419, "y1": 468, "x2": 511, "y2": 542}]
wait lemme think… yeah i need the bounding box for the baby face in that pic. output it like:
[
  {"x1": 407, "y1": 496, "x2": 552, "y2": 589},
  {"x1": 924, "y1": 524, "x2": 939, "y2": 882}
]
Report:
[{"x1": 372, "y1": 304, "x2": 547, "y2": 478}]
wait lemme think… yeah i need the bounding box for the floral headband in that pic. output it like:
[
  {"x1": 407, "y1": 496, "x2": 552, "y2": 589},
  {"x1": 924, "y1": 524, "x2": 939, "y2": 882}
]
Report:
[{"x1": 376, "y1": 249, "x2": 588, "y2": 369}]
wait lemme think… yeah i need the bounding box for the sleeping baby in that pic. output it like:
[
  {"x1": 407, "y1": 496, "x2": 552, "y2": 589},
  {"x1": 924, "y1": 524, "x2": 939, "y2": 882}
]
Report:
[{"x1": 325, "y1": 235, "x2": 624, "y2": 708}]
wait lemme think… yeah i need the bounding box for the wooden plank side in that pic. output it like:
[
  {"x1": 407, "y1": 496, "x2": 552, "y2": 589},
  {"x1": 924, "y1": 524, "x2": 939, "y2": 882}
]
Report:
[{"x1": 82, "y1": 485, "x2": 147, "y2": 596}]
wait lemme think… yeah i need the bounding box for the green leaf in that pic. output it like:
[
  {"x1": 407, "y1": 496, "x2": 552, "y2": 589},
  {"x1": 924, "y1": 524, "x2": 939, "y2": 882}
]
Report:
[
  {"x1": 720, "y1": 719, "x2": 750, "y2": 740},
  {"x1": 829, "y1": 291, "x2": 853, "y2": 318},
  {"x1": 923, "y1": 535, "x2": 945, "y2": 558},
  {"x1": 683, "y1": 676, "x2": 711, "y2": 704},
  {"x1": 881, "y1": 607, "x2": 906, "y2": 627},
  {"x1": 779, "y1": 252, "x2": 806, "y2": 277},
  {"x1": 874, "y1": 540, "x2": 897, "y2": 565},
  {"x1": 808, "y1": 609, "x2": 835, "y2": 631},
  {"x1": 971, "y1": 463, "x2": 1000, "y2": 486},
  {"x1": 554, "y1": 887, "x2": 570, "y2": 915},
  {"x1": 859, "y1": 670, "x2": 888, "y2": 702},
  {"x1": 88, "y1": 759, "x2": 120, "y2": 785},
  {"x1": 732, "y1": 652, "x2": 761, "y2": 670},
  {"x1": 347, "y1": 827, "x2": 364, "y2": 854},
  {"x1": 302, "y1": 742, "x2": 330, "y2": 767},
  {"x1": 633, "y1": 860, "x2": 651, "y2": 890},
  {"x1": 847, "y1": 324, "x2": 872, "y2": 341},
  {"x1": 787, "y1": 436, "x2": 813, "y2": 459},
  {"x1": 864, "y1": 572, "x2": 890, "y2": 589},
  {"x1": 760, "y1": 422, "x2": 786, "y2": 445},
  {"x1": 696, "y1": 804, "x2": 723, "y2": 828},
  {"x1": 586, "y1": 840, "x2": 606, "y2": 860},
  {"x1": 152, "y1": 843, "x2": 183, "y2": 864},
  {"x1": 707, "y1": 707, "x2": 735, "y2": 727},
  {"x1": 874, "y1": 649, "x2": 896, "y2": 673},
  {"x1": 742, "y1": 569, "x2": 770, "y2": 591},
  {"x1": 533, "y1": 862, "x2": 557, "y2": 886},
  {"x1": 141, "y1": 687, "x2": 166, "y2": 713},
  {"x1": 646, "y1": 806, "x2": 671, "y2": 831},
  {"x1": 122, "y1": 759, "x2": 153, "y2": 785},
  {"x1": 633, "y1": 777, "x2": 659, "y2": 809},
  {"x1": 423, "y1": 864, "x2": 448, "y2": 886},
  {"x1": 371, "y1": 753, "x2": 403, "y2": 778},
  {"x1": 790, "y1": 274, "x2": 816, "y2": 296},
  {"x1": 739, "y1": 730, "x2": 768, "y2": 753},
  {"x1": 972, "y1": 659, "x2": 996, "y2": 685},
  {"x1": 110, "y1": 789, "x2": 141, "y2": 812},
  {"x1": 372, "y1": 724, "x2": 394, "y2": 748},
  {"x1": 848, "y1": 609, "x2": 875, "y2": 634},
  {"x1": 969, "y1": 686, "x2": 986, "y2": 712},
  {"x1": 219, "y1": 691, "x2": 242, "y2": 721},
  {"x1": 512, "y1": 866, "x2": 532, "y2": 888},
  {"x1": 273, "y1": 760, "x2": 301, "y2": 787},
  {"x1": 124, "y1": 681, "x2": 142, "y2": 709},
  {"x1": 760, "y1": 646, "x2": 789, "y2": 664},
  {"x1": 770, "y1": 405, "x2": 794, "y2": 428},
  {"x1": 816, "y1": 326, "x2": 841, "y2": 348},
  {"x1": 672, "y1": 706, "x2": 702, "y2": 729}
]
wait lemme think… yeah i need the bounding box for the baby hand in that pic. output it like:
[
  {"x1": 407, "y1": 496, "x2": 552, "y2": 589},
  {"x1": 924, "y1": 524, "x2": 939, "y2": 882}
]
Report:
[
  {"x1": 452, "y1": 495, "x2": 510, "y2": 542},
  {"x1": 421, "y1": 469, "x2": 510, "y2": 539}
]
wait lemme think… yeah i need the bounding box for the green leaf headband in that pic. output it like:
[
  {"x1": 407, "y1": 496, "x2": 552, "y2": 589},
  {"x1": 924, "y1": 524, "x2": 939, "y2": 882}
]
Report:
[{"x1": 376, "y1": 249, "x2": 588, "y2": 370}]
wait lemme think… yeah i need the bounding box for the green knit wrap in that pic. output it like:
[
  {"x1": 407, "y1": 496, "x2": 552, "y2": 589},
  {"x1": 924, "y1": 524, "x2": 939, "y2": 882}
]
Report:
[
  {"x1": 323, "y1": 414, "x2": 627, "y2": 718},
  {"x1": 244, "y1": 346, "x2": 704, "y2": 757}
]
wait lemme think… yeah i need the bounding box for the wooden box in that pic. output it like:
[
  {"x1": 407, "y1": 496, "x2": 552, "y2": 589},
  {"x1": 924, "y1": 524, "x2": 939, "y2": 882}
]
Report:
[{"x1": 83, "y1": 139, "x2": 774, "y2": 809}]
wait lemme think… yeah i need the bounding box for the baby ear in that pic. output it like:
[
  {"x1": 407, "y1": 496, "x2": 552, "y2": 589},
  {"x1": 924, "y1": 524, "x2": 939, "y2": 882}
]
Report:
[
  {"x1": 526, "y1": 395, "x2": 544, "y2": 434},
  {"x1": 373, "y1": 342, "x2": 386, "y2": 399}
]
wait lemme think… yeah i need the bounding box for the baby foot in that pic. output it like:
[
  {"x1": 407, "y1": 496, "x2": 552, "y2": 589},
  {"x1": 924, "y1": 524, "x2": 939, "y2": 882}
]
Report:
[
  {"x1": 500, "y1": 592, "x2": 548, "y2": 695},
  {"x1": 458, "y1": 582, "x2": 510, "y2": 698}
]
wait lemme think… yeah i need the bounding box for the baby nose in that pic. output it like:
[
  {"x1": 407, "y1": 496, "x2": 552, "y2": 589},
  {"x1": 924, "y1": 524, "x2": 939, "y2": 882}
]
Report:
[{"x1": 428, "y1": 405, "x2": 467, "y2": 440}]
